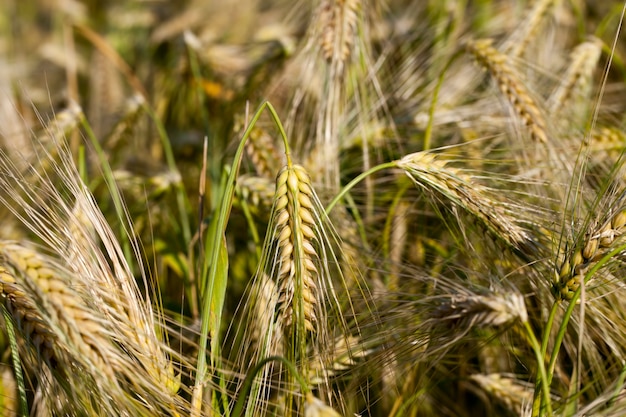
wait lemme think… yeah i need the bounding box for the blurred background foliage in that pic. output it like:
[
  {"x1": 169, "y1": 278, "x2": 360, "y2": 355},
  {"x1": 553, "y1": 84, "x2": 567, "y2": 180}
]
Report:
[{"x1": 1, "y1": 1, "x2": 626, "y2": 416}]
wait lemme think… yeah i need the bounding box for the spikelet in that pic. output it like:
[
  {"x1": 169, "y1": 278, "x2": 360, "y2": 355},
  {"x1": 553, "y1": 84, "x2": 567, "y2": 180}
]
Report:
[
  {"x1": 396, "y1": 151, "x2": 537, "y2": 258},
  {"x1": 503, "y1": 0, "x2": 555, "y2": 58},
  {"x1": 0, "y1": 363, "x2": 17, "y2": 417},
  {"x1": 103, "y1": 93, "x2": 146, "y2": 150},
  {"x1": 23, "y1": 103, "x2": 83, "y2": 178},
  {"x1": 466, "y1": 38, "x2": 548, "y2": 144},
  {"x1": 587, "y1": 126, "x2": 626, "y2": 160},
  {"x1": 308, "y1": 334, "x2": 371, "y2": 384},
  {"x1": 272, "y1": 164, "x2": 320, "y2": 336},
  {"x1": 0, "y1": 242, "x2": 112, "y2": 371},
  {"x1": 0, "y1": 114, "x2": 182, "y2": 413},
  {"x1": 304, "y1": 392, "x2": 342, "y2": 417},
  {"x1": 548, "y1": 38, "x2": 603, "y2": 119},
  {"x1": 430, "y1": 292, "x2": 528, "y2": 329},
  {"x1": 592, "y1": 126, "x2": 626, "y2": 148},
  {"x1": 471, "y1": 373, "x2": 534, "y2": 414},
  {"x1": 235, "y1": 175, "x2": 276, "y2": 211},
  {"x1": 319, "y1": 0, "x2": 360, "y2": 71},
  {"x1": 554, "y1": 206, "x2": 626, "y2": 301},
  {"x1": 249, "y1": 273, "x2": 282, "y2": 356},
  {"x1": 233, "y1": 161, "x2": 358, "y2": 415},
  {"x1": 244, "y1": 125, "x2": 283, "y2": 179},
  {"x1": 41, "y1": 102, "x2": 83, "y2": 148}
]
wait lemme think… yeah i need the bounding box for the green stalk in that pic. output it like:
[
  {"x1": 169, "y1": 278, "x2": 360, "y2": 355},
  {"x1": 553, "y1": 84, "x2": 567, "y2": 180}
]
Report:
[
  {"x1": 191, "y1": 101, "x2": 292, "y2": 416},
  {"x1": 231, "y1": 356, "x2": 309, "y2": 417},
  {"x1": 77, "y1": 144, "x2": 87, "y2": 184},
  {"x1": 343, "y1": 191, "x2": 371, "y2": 252},
  {"x1": 525, "y1": 319, "x2": 553, "y2": 417},
  {"x1": 80, "y1": 114, "x2": 133, "y2": 265},
  {"x1": 2, "y1": 307, "x2": 27, "y2": 417},
  {"x1": 325, "y1": 161, "x2": 398, "y2": 215},
  {"x1": 533, "y1": 242, "x2": 626, "y2": 415},
  {"x1": 550, "y1": 242, "x2": 626, "y2": 380},
  {"x1": 531, "y1": 299, "x2": 560, "y2": 415},
  {"x1": 540, "y1": 301, "x2": 561, "y2": 359}
]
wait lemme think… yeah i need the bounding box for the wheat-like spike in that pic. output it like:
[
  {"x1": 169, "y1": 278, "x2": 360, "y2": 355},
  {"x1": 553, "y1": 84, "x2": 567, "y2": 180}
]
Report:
[
  {"x1": 21, "y1": 103, "x2": 83, "y2": 179},
  {"x1": 42, "y1": 102, "x2": 83, "y2": 147},
  {"x1": 430, "y1": 292, "x2": 528, "y2": 329},
  {"x1": 304, "y1": 392, "x2": 342, "y2": 417},
  {"x1": 308, "y1": 334, "x2": 371, "y2": 384},
  {"x1": 0, "y1": 241, "x2": 182, "y2": 412},
  {"x1": 0, "y1": 243, "x2": 146, "y2": 415},
  {"x1": 554, "y1": 207, "x2": 626, "y2": 301},
  {"x1": 87, "y1": 48, "x2": 125, "y2": 139},
  {"x1": 470, "y1": 373, "x2": 534, "y2": 414},
  {"x1": 0, "y1": 363, "x2": 17, "y2": 416},
  {"x1": 588, "y1": 126, "x2": 626, "y2": 154},
  {"x1": 103, "y1": 93, "x2": 146, "y2": 150},
  {"x1": 548, "y1": 38, "x2": 603, "y2": 117},
  {"x1": 51, "y1": 180, "x2": 182, "y2": 402},
  {"x1": 319, "y1": 0, "x2": 360, "y2": 71},
  {"x1": 234, "y1": 162, "x2": 351, "y2": 415},
  {"x1": 67, "y1": 198, "x2": 182, "y2": 402},
  {"x1": 0, "y1": 242, "x2": 112, "y2": 375},
  {"x1": 396, "y1": 151, "x2": 537, "y2": 258},
  {"x1": 466, "y1": 38, "x2": 548, "y2": 144},
  {"x1": 249, "y1": 272, "x2": 282, "y2": 356},
  {"x1": 503, "y1": 0, "x2": 555, "y2": 58},
  {"x1": 585, "y1": 126, "x2": 626, "y2": 185},
  {"x1": 0, "y1": 123, "x2": 182, "y2": 412},
  {"x1": 273, "y1": 164, "x2": 320, "y2": 336},
  {"x1": 245, "y1": 126, "x2": 283, "y2": 179},
  {"x1": 236, "y1": 174, "x2": 276, "y2": 211}
]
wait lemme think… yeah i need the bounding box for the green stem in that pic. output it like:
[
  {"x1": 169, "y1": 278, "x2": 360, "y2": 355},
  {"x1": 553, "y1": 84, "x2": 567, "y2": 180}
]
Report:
[
  {"x1": 80, "y1": 115, "x2": 134, "y2": 265},
  {"x1": 231, "y1": 356, "x2": 310, "y2": 417},
  {"x1": 325, "y1": 161, "x2": 398, "y2": 215},
  {"x1": 531, "y1": 299, "x2": 560, "y2": 415},
  {"x1": 2, "y1": 307, "x2": 28, "y2": 417},
  {"x1": 191, "y1": 101, "x2": 291, "y2": 416},
  {"x1": 534, "y1": 242, "x2": 626, "y2": 415},
  {"x1": 541, "y1": 301, "x2": 561, "y2": 359},
  {"x1": 525, "y1": 320, "x2": 553, "y2": 417},
  {"x1": 551, "y1": 243, "x2": 626, "y2": 380}
]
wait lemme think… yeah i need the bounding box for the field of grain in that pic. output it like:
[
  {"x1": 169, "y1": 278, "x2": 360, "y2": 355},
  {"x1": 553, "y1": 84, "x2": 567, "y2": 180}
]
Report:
[{"x1": 0, "y1": 1, "x2": 625, "y2": 416}]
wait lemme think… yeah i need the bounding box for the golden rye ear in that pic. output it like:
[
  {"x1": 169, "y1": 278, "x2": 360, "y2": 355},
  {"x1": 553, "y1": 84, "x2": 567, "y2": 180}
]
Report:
[
  {"x1": 0, "y1": 105, "x2": 182, "y2": 415},
  {"x1": 396, "y1": 151, "x2": 537, "y2": 258},
  {"x1": 466, "y1": 38, "x2": 548, "y2": 145},
  {"x1": 273, "y1": 164, "x2": 321, "y2": 336},
  {"x1": 230, "y1": 158, "x2": 367, "y2": 415}
]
